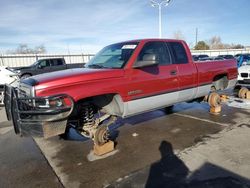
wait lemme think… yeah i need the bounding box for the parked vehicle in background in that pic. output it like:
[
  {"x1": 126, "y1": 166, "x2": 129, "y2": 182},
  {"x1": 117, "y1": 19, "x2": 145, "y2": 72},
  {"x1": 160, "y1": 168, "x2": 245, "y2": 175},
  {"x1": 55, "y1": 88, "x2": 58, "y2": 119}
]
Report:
[
  {"x1": 237, "y1": 61, "x2": 250, "y2": 84},
  {"x1": 236, "y1": 54, "x2": 250, "y2": 67},
  {"x1": 0, "y1": 67, "x2": 18, "y2": 105},
  {"x1": 217, "y1": 55, "x2": 235, "y2": 59},
  {"x1": 234, "y1": 53, "x2": 250, "y2": 58},
  {"x1": 192, "y1": 54, "x2": 209, "y2": 61},
  {"x1": 5, "y1": 39, "x2": 237, "y2": 145},
  {"x1": 11, "y1": 58, "x2": 84, "y2": 79},
  {"x1": 199, "y1": 56, "x2": 224, "y2": 61}
]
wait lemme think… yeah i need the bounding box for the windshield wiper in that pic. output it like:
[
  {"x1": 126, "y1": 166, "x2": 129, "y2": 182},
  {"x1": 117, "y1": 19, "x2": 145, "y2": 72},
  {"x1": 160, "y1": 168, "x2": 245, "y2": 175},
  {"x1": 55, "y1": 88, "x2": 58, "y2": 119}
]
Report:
[
  {"x1": 86, "y1": 64, "x2": 112, "y2": 69},
  {"x1": 87, "y1": 64, "x2": 105, "y2": 69}
]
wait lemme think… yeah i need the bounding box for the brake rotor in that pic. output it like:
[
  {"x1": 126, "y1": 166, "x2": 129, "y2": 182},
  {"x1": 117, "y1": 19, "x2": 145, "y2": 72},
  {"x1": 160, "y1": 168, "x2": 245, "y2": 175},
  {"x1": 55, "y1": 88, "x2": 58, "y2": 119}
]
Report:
[
  {"x1": 208, "y1": 92, "x2": 221, "y2": 107},
  {"x1": 94, "y1": 125, "x2": 109, "y2": 146},
  {"x1": 238, "y1": 87, "x2": 249, "y2": 99}
]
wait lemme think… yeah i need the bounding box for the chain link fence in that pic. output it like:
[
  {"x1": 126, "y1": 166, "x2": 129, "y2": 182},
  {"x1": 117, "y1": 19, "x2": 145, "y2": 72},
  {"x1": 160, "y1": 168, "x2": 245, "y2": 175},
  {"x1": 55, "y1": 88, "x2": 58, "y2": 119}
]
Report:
[
  {"x1": 1, "y1": 49, "x2": 250, "y2": 67},
  {"x1": 0, "y1": 54, "x2": 95, "y2": 67},
  {"x1": 191, "y1": 49, "x2": 250, "y2": 56}
]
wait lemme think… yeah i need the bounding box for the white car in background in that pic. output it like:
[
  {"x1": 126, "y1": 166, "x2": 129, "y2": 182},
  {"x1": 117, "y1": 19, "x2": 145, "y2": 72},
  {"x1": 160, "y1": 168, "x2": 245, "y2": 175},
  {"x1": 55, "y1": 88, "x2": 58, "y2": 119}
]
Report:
[
  {"x1": 0, "y1": 66, "x2": 19, "y2": 105},
  {"x1": 238, "y1": 61, "x2": 250, "y2": 85}
]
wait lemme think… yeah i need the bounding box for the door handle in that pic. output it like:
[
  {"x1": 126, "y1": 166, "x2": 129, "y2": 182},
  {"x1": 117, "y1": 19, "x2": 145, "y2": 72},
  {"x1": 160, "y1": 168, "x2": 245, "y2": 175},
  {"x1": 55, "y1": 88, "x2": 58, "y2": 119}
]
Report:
[{"x1": 170, "y1": 70, "x2": 177, "y2": 75}]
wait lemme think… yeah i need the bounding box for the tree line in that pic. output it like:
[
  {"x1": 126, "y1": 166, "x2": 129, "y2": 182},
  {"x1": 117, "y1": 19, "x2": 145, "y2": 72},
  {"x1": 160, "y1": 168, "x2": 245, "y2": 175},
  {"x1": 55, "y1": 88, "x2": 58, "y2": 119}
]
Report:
[
  {"x1": 7, "y1": 44, "x2": 46, "y2": 54},
  {"x1": 172, "y1": 31, "x2": 244, "y2": 50},
  {"x1": 194, "y1": 36, "x2": 244, "y2": 50},
  {"x1": 7, "y1": 35, "x2": 245, "y2": 54}
]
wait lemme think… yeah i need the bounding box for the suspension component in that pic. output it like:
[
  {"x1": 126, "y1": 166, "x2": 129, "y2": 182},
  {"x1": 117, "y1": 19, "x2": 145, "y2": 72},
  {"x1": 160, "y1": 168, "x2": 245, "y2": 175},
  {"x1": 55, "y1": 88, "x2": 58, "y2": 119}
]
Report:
[
  {"x1": 79, "y1": 104, "x2": 97, "y2": 138},
  {"x1": 78, "y1": 103, "x2": 116, "y2": 145}
]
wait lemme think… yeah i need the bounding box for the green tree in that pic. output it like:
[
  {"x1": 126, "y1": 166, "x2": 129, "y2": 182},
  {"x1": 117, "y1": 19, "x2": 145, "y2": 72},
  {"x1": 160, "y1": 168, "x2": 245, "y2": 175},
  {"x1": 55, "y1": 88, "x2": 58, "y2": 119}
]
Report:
[{"x1": 194, "y1": 41, "x2": 210, "y2": 50}]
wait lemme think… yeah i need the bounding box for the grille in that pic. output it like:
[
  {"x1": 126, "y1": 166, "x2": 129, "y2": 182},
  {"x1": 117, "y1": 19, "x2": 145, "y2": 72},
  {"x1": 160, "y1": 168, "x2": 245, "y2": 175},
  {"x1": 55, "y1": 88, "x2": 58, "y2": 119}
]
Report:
[{"x1": 241, "y1": 73, "x2": 249, "y2": 78}]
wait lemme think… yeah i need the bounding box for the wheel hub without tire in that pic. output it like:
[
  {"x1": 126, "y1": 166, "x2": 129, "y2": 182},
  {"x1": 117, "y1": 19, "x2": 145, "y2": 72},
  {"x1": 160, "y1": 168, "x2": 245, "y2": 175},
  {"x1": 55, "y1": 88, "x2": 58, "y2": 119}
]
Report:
[
  {"x1": 208, "y1": 92, "x2": 221, "y2": 107},
  {"x1": 94, "y1": 125, "x2": 109, "y2": 146},
  {"x1": 238, "y1": 87, "x2": 249, "y2": 99}
]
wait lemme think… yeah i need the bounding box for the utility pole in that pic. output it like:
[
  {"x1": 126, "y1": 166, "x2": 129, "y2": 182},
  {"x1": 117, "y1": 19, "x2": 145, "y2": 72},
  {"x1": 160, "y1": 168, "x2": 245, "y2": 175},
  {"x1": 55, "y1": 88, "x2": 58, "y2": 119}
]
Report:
[
  {"x1": 150, "y1": 0, "x2": 171, "y2": 38},
  {"x1": 195, "y1": 28, "x2": 198, "y2": 46}
]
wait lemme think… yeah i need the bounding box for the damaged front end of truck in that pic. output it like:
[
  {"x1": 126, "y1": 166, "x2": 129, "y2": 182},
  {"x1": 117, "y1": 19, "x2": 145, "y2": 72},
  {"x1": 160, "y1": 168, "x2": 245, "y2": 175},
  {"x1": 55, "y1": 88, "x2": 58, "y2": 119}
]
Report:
[{"x1": 4, "y1": 83, "x2": 74, "y2": 138}]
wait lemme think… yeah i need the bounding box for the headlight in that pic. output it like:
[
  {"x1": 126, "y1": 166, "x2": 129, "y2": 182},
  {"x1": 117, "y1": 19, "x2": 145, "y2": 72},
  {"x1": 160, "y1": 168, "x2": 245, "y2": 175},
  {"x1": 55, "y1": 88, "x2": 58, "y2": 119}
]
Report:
[
  {"x1": 34, "y1": 95, "x2": 71, "y2": 109},
  {"x1": 19, "y1": 83, "x2": 34, "y2": 97},
  {"x1": 36, "y1": 98, "x2": 64, "y2": 108}
]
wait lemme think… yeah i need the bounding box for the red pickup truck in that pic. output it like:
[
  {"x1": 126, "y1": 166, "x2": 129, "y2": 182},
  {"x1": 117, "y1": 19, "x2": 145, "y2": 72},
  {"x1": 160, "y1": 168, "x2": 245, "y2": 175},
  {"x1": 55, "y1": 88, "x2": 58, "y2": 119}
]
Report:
[{"x1": 4, "y1": 39, "x2": 237, "y2": 145}]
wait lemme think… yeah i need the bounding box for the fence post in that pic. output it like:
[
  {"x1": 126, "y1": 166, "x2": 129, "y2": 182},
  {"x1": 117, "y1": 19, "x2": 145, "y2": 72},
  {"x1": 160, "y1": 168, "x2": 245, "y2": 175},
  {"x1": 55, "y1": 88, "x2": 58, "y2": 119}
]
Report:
[
  {"x1": 88, "y1": 54, "x2": 92, "y2": 61},
  {"x1": 81, "y1": 53, "x2": 85, "y2": 63},
  {"x1": 0, "y1": 54, "x2": 4, "y2": 66}
]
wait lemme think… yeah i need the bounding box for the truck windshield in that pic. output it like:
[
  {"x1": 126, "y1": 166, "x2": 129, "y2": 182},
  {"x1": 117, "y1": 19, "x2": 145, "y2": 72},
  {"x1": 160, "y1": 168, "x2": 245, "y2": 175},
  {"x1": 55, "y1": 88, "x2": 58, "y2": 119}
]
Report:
[{"x1": 85, "y1": 42, "x2": 138, "y2": 69}]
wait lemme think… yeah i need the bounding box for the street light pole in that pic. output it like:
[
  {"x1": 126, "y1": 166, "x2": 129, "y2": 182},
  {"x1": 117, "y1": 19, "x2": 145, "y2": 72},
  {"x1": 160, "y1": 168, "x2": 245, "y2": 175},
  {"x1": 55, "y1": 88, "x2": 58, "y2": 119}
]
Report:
[
  {"x1": 151, "y1": 0, "x2": 171, "y2": 38},
  {"x1": 158, "y1": 5, "x2": 162, "y2": 38}
]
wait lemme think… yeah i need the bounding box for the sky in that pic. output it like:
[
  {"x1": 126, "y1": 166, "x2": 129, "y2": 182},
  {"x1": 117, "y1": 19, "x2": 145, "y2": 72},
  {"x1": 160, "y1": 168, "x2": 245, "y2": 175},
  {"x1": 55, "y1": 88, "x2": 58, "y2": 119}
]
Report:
[{"x1": 0, "y1": 0, "x2": 249, "y2": 54}]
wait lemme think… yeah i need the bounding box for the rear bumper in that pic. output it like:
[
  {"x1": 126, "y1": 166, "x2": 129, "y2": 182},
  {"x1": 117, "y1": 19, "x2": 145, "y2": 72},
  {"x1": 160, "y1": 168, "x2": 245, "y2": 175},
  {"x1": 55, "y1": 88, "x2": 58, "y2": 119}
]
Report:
[{"x1": 4, "y1": 85, "x2": 74, "y2": 138}]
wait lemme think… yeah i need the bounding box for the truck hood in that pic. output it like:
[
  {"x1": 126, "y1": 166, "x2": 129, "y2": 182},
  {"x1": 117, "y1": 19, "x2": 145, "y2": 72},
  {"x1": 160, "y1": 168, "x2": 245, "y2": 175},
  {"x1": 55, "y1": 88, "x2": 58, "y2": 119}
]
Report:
[
  {"x1": 238, "y1": 65, "x2": 250, "y2": 72},
  {"x1": 11, "y1": 65, "x2": 33, "y2": 71},
  {"x1": 23, "y1": 68, "x2": 125, "y2": 89}
]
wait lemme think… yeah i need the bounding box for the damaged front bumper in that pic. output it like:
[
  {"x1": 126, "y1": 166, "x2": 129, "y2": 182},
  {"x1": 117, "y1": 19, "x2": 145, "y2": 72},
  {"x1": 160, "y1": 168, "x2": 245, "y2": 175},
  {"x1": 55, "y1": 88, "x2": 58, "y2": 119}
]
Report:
[{"x1": 4, "y1": 85, "x2": 74, "y2": 138}]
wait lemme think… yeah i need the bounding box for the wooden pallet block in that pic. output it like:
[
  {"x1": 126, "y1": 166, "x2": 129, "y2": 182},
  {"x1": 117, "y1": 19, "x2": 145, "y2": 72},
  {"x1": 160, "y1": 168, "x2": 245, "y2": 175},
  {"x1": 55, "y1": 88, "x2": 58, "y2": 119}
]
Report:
[
  {"x1": 220, "y1": 94, "x2": 228, "y2": 102},
  {"x1": 94, "y1": 141, "x2": 115, "y2": 156},
  {"x1": 210, "y1": 106, "x2": 222, "y2": 114},
  {"x1": 247, "y1": 91, "x2": 250, "y2": 99}
]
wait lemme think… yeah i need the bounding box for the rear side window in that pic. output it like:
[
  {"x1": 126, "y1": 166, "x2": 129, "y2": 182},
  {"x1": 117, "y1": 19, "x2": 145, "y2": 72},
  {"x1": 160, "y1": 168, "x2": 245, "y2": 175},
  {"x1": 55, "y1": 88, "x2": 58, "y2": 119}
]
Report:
[
  {"x1": 51, "y1": 59, "x2": 64, "y2": 66},
  {"x1": 138, "y1": 42, "x2": 171, "y2": 65},
  {"x1": 168, "y1": 42, "x2": 188, "y2": 64}
]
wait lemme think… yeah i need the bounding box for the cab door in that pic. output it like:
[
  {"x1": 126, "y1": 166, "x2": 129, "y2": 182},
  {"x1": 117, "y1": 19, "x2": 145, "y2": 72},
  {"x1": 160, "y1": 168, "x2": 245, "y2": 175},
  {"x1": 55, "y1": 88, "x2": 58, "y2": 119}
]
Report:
[
  {"x1": 36, "y1": 59, "x2": 51, "y2": 74},
  {"x1": 167, "y1": 42, "x2": 197, "y2": 102},
  {"x1": 125, "y1": 41, "x2": 179, "y2": 116}
]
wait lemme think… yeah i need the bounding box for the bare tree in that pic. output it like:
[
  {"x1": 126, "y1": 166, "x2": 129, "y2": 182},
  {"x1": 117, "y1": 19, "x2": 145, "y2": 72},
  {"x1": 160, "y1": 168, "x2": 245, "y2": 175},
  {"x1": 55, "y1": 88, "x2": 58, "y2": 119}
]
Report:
[
  {"x1": 209, "y1": 36, "x2": 224, "y2": 49},
  {"x1": 8, "y1": 44, "x2": 47, "y2": 54},
  {"x1": 230, "y1": 44, "x2": 244, "y2": 49},
  {"x1": 208, "y1": 36, "x2": 245, "y2": 49},
  {"x1": 173, "y1": 30, "x2": 185, "y2": 40},
  {"x1": 34, "y1": 45, "x2": 46, "y2": 54}
]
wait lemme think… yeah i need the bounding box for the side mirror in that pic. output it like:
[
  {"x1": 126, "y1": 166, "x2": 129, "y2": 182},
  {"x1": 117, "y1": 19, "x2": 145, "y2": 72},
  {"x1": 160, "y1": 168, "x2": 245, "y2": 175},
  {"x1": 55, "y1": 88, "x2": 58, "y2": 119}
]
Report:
[
  {"x1": 133, "y1": 54, "x2": 159, "y2": 68},
  {"x1": 37, "y1": 64, "x2": 43, "y2": 69}
]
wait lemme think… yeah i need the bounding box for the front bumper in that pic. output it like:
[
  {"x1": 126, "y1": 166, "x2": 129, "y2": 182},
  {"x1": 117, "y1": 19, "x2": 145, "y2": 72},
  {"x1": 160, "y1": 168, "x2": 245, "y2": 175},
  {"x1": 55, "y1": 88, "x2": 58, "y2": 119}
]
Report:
[
  {"x1": 4, "y1": 85, "x2": 74, "y2": 138},
  {"x1": 238, "y1": 80, "x2": 250, "y2": 84}
]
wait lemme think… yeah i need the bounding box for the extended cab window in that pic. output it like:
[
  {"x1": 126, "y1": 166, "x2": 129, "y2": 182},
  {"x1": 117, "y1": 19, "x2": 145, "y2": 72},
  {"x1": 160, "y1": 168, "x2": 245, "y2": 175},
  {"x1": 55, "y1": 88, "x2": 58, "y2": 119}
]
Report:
[
  {"x1": 138, "y1": 42, "x2": 171, "y2": 65},
  {"x1": 51, "y1": 59, "x2": 64, "y2": 66},
  {"x1": 168, "y1": 42, "x2": 188, "y2": 64}
]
